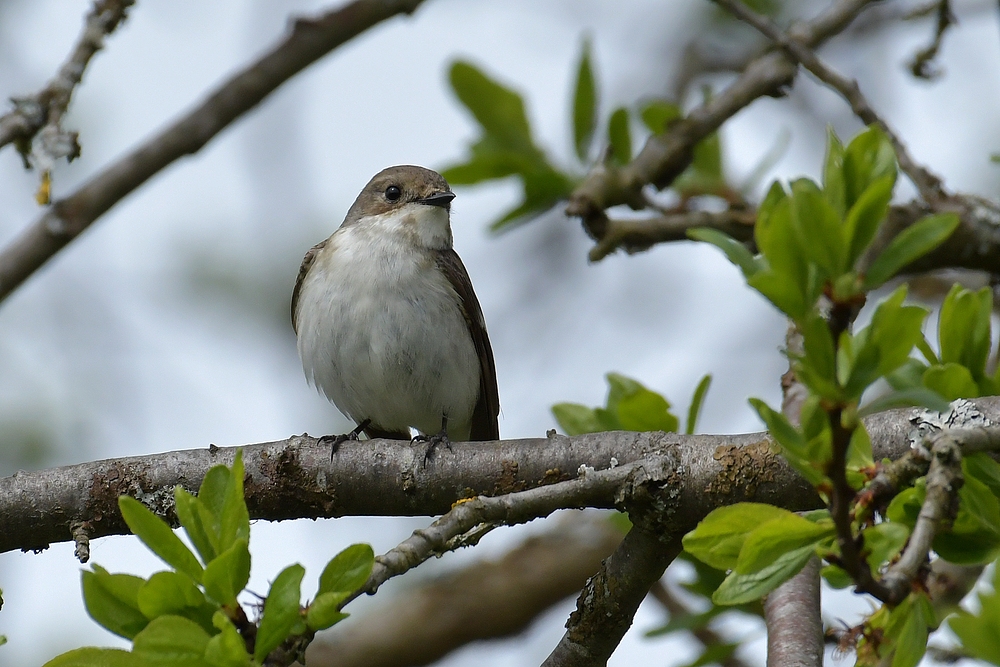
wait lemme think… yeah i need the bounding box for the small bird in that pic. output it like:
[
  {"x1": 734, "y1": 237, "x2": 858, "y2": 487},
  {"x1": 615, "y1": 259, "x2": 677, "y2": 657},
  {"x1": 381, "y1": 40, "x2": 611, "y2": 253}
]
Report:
[{"x1": 291, "y1": 165, "x2": 499, "y2": 450}]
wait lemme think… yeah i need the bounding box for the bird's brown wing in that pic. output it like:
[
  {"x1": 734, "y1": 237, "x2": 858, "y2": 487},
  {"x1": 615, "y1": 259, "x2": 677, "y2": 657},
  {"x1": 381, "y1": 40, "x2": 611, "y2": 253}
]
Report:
[
  {"x1": 434, "y1": 249, "x2": 500, "y2": 441},
  {"x1": 291, "y1": 239, "x2": 327, "y2": 334}
]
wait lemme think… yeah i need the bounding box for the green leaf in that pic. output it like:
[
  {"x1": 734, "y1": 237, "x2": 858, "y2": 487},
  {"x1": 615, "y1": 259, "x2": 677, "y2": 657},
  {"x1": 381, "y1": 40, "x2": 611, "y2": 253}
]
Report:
[
  {"x1": 747, "y1": 270, "x2": 809, "y2": 321},
  {"x1": 306, "y1": 591, "x2": 350, "y2": 631},
  {"x1": 862, "y1": 522, "x2": 910, "y2": 571},
  {"x1": 820, "y1": 564, "x2": 853, "y2": 589},
  {"x1": 551, "y1": 403, "x2": 604, "y2": 435},
  {"x1": 615, "y1": 387, "x2": 679, "y2": 432},
  {"x1": 886, "y1": 593, "x2": 932, "y2": 667},
  {"x1": 254, "y1": 564, "x2": 306, "y2": 662},
  {"x1": 885, "y1": 358, "x2": 929, "y2": 391},
  {"x1": 639, "y1": 100, "x2": 681, "y2": 134},
  {"x1": 843, "y1": 125, "x2": 897, "y2": 209},
  {"x1": 42, "y1": 648, "x2": 138, "y2": 667},
  {"x1": 687, "y1": 228, "x2": 759, "y2": 278},
  {"x1": 858, "y1": 387, "x2": 951, "y2": 418},
  {"x1": 82, "y1": 566, "x2": 149, "y2": 640},
  {"x1": 572, "y1": 38, "x2": 597, "y2": 162},
  {"x1": 965, "y1": 453, "x2": 1000, "y2": 498},
  {"x1": 934, "y1": 463, "x2": 1000, "y2": 564},
  {"x1": 203, "y1": 539, "x2": 251, "y2": 606},
  {"x1": 886, "y1": 485, "x2": 923, "y2": 527},
  {"x1": 923, "y1": 363, "x2": 979, "y2": 400},
  {"x1": 204, "y1": 612, "x2": 250, "y2": 667},
  {"x1": 844, "y1": 173, "x2": 895, "y2": 266},
  {"x1": 645, "y1": 607, "x2": 724, "y2": 637},
  {"x1": 175, "y1": 487, "x2": 218, "y2": 565},
  {"x1": 119, "y1": 496, "x2": 204, "y2": 583},
  {"x1": 682, "y1": 503, "x2": 792, "y2": 571},
  {"x1": 822, "y1": 127, "x2": 846, "y2": 218},
  {"x1": 449, "y1": 61, "x2": 533, "y2": 152},
  {"x1": 736, "y1": 513, "x2": 833, "y2": 574},
  {"x1": 950, "y1": 564, "x2": 1000, "y2": 664},
  {"x1": 686, "y1": 374, "x2": 712, "y2": 435},
  {"x1": 789, "y1": 177, "x2": 846, "y2": 277},
  {"x1": 218, "y1": 450, "x2": 249, "y2": 552},
  {"x1": 795, "y1": 312, "x2": 839, "y2": 399},
  {"x1": 863, "y1": 212, "x2": 960, "y2": 288},
  {"x1": 198, "y1": 466, "x2": 231, "y2": 520},
  {"x1": 137, "y1": 571, "x2": 208, "y2": 621},
  {"x1": 750, "y1": 399, "x2": 827, "y2": 486},
  {"x1": 607, "y1": 107, "x2": 631, "y2": 165},
  {"x1": 939, "y1": 285, "x2": 993, "y2": 377},
  {"x1": 318, "y1": 543, "x2": 375, "y2": 595},
  {"x1": 132, "y1": 615, "x2": 212, "y2": 667},
  {"x1": 713, "y1": 543, "x2": 816, "y2": 605}
]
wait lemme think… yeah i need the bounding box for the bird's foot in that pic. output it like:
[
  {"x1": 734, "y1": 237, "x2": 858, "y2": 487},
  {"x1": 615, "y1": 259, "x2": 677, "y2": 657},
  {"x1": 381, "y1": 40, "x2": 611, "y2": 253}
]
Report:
[
  {"x1": 413, "y1": 429, "x2": 452, "y2": 464},
  {"x1": 320, "y1": 419, "x2": 371, "y2": 460}
]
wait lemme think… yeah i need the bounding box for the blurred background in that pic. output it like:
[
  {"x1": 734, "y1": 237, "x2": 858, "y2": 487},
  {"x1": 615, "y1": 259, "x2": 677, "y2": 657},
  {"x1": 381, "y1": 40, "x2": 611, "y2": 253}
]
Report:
[{"x1": 0, "y1": 0, "x2": 997, "y2": 664}]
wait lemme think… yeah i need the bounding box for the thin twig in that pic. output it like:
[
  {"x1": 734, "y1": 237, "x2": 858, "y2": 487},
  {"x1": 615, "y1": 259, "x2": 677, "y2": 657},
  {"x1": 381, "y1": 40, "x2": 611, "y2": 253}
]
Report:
[
  {"x1": 0, "y1": 0, "x2": 426, "y2": 305},
  {"x1": 589, "y1": 208, "x2": 755, "y2": 261},
  {"x1": 908, "y1": 0, "x2": 956, "y2": 79},
  {"x1": 711, "y1": 0, "x2": 947, "y2": 204}
]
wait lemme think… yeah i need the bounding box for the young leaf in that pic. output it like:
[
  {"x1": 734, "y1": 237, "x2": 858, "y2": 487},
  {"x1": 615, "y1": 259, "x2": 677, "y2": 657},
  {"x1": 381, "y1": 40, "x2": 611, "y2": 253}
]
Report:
[
  {"x1": 862, "y1": 522, "x2": 910, "y2": 571},
  {"x1": 198, "y1": 465, "x2": 231, "y2": 520},
  {"x1": 858, "y1": 387, "x2": 951, "y2": 417},
  {"x1": 939, "y1": 285, "x2": 993, "y2": 377},
  {"x1": 884, "y1": 593, "x2": 932, "y2": 667},
  {"x1": 843, "y1": 173, "x2": 894, "y2": 266},
  {"x1": 822, "y1": 127, "x2": 846, "y2": 217},
  {"x1": 639, "y1": 99, "x2": 681, "y2": 134},
  {"x1": 682, "y1": 503, "x2": 792, "y2": 571},
  {"x1": 118, "y1": 496, "x2": 204, "y2": 583},
  {"x1": 923, "y1": 363, "x2": 979, "y2": 400},
  {"x1": 607, "y1": 107, "x2": 631, "y2": 164},
  {"x1": 204, "y1": 612, "x2": 250, "y2": 667},
  {"x1": 789, "y1": 178, "x2": 846, "y2": 277},
  {"x1": 713, "y1": 543, "x2": 816, "y2": 605},
  {"x1": 132, "y1": 615, "x2": 212, "y2": 667},
  {"x1": 175, "y1": 487, "x2": 218, "y2": 565},
  {"x1": 843, "y1": 125, "x2": 897, "y2": 209},
  {"x1": 863, "y1": 212, "x2": 960, "y2": 288},
  {"x1": 572, "y1": 38, "x2": 597, "y2": 162},
  {"x1": 41, "y1": 648, "x2": 137, "y2": 667},
  {"x1": 203, "y1": 539, "x2": 251, "y2": 607},
  {"x1": 687, "y1": 228, "x2": 759, "y2": 278},
  {"x1": 551, "y1": 403, "x2": 603, "y2": 435},
  {"x1": 254, "y1": 564, "x2": 306, "y2": 662},
  {"x1": 218, "y1": 450, "x2": 249, "y2": 552},
  {"x1": 137, "y1": 571, "x2": 208, "y2": 621},
  {"x1": 449, "y1": 61, "x2": 533, "y2": 151},
  {"x1": 82, "y1": 567, "x2": 149, "y2": 640},
  {"x1": 318, "y1": 543, "x2": 375, "y2": 596},
  {"x1": 615, "y1": 387, "x2": 679, "y2": 432},
  {"x1": 736, "y1": 513, "x2": 833, "y2": 574},
  {"x1": 686, "y1": 374, "x2": 712, "y2": 435},
  {"x1": 306, "y1": 591, "x2": 350, "y2": 632}
]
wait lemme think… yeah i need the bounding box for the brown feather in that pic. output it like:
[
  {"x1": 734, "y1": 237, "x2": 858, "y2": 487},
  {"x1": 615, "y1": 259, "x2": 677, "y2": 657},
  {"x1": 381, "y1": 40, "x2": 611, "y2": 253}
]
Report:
[
  {"x1": 433, "y1": 248, "x2": 500, "y2": 441},
  {"x1": 290, "y1": 239, "x2": 327, "y2": 334}
]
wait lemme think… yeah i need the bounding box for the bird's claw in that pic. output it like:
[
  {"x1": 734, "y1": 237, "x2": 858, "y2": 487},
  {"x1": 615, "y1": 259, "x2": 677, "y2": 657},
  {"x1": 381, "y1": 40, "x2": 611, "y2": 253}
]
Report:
[
  {"x1": 414, "y1": 429, "x2": 452, "y2": 464},
  {"x1": 321, "y1": 419, "x2": 371, "y2": 460}
]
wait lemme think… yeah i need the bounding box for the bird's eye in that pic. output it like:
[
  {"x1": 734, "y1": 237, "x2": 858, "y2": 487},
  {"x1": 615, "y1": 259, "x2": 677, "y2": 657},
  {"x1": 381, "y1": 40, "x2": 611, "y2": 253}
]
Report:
[{"x1": 385, "y1": 185, "x2": 402, "y2": 202}]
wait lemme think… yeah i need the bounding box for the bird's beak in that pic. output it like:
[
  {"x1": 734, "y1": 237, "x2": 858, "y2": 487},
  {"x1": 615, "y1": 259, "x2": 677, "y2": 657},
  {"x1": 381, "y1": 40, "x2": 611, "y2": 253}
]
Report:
[{"x1": 418, "y1": 191, "x2": 456, "y2": 209}]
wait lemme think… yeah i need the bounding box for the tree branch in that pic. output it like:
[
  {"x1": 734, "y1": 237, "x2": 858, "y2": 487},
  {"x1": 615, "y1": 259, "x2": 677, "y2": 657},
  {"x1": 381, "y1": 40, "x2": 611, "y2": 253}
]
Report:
[
  {"x1": 710, "y1": 0, "x2": 946, "y2": 204},
  {"x1": 0, "y1": 0, "x2": 426, "y2": 305},
  {"x1": 566, "y1": 0, "x2": 877, "y2": 235},
  {"x1": 0, "y1": 0, "x2": 133, "y2": 173},
  {"x1": 307, "y1": 514, "x2": 624, "y2": 667}
]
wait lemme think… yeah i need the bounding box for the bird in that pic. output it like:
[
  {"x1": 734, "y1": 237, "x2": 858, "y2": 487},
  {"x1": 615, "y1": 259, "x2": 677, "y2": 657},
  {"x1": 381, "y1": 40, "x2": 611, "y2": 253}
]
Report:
[{"x1": 291, "y1": 165, "x2": 499, "y2": 453}]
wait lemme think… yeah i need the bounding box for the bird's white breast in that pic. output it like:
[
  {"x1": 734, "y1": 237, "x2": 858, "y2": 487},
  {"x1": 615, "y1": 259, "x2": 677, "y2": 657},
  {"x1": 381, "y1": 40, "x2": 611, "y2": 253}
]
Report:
[{"x1": 295, "y1": 207, "x2": 480, "y2": 438}]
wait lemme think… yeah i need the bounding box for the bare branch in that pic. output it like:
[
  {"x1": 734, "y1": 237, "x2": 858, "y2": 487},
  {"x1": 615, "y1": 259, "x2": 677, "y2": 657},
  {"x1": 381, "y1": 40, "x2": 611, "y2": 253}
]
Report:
[
  {"x1": 308, "y1": 515, "x2": 623, "y2": 667},
  {"x1": 589, "y1": 209, "x2": 755, "y2": 262},
  {"x1": 0, "y1": 0, "x2": 426, "y2": 305},
  {"x1": 566, "y1": 0, "x2": 877, "y2": 235},
  {"x1": 0, "y1": 0, "x2": 133, "y2": 178},
  {"x1": 908, "y1": 0, "x2": 956, "y2": 79},
  {"x1": 765, "y1": 558, "x2": 823, "y2": 667},
  {"x1": 710, "y1": 0, "x2": 946, "y2": 204}
]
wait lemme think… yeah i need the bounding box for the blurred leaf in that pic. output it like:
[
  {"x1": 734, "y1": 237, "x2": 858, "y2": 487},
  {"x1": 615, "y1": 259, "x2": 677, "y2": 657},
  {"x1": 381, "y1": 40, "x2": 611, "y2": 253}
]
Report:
[
  {"x1": 552, "y1": 403, "x2": 604, "y2": 435},
  {"x1": 923, "y1": 363, "x2": 979, "y2": 401},
  {"x1": 950, "y1": 557, "x2": 1000, "y2": 663},
  {"x1": 843, "y1": 125, "x2": 897, "y2": 210},
  {"x1": 254, "y1": 564, "x2": 305, "y2": 662},
  {"x1": 713, "y1": 543, "x2": 816, "y2": 605},
  {"x1": 823, "y1": 127, "x2": 846, "y2": 218},
  {"x1": 639, "y1": 99, "x2": 681, "y2": 133},
  {"x1": 863, "y1": 213, "x2": 960, "y2": 289},
  {"x1": 219, "y1": 450, "x2": 249, "y2": 552},
  {"x1": 789, "y1": 178, "x2": 846, "y2": 278},
  {"x1": 844, "y1": 173, "x2": 895, "y2": 266},
  {"x1": 203, "y1": 539, "x2": 250, "y2": 607},
  {"x1": 450, "y1": 61, "x2": 533, "y2": 151},
  {"x1": 858, "y1": 387, "x2": 951, "y2": 417},
  {"x1": 939, "y1": 285, "x2": 993, "y2": 377},
  {"x1": 686, "y1": 374, "x2": 712, "y2": 435},
  {"x1": 119, "y1": 496, "x2": 204, "y2": 583},
  {"x1": 132, "y1": 615, "x2": 211, "y2": 667},
  {"x1": 175, "y1": 487, "x2": 217, "y2": 565},
  {"x1": 204, "y1": 612, "x2": 250, "y2": 667},
  {"x1": 862, "y1": 522, "x2": 910, "y2": 571},
  {"x1": 736, "y1": 513, "x2": 832, "y2": 574},
  {"x1": 885, "y1": 593, "x2": 932, "y2": 667},
  {"x1": 137, "y1": 571, "x2": 209, "y2": 623},
  {"x1": 82, "y1": 566, "x2": 148, "y2": 640},
  {"x1": 306, "y1": 591, "x2": 350, "y2": 632},
  {"x1": 884, "y1": 358, "x2": 929, "y2": 391},
  {"x1": 572, "y1": 38, "x2": 597, "y2": 162},
  {"x1": 41, "y1": 648, "x2": 138, "y2": 667},
  {"x1": 750, "y1": 399, "x2": 827, "y2": 486},
  {"x1": 687, "y1": 228, "x2": 759, "y2": 278},
  {"x1": 682, "y1": 503, "x2": 791, "y2": 571},
  {"x1": 607, "y1": 107, "x2": 631, "y2": 164},
  {"x1": 318, "y1": 543, "x2": 374, "y2": 595},
  {"x1": 616, "y1": 387, "x2": 679, "y2": 432}
]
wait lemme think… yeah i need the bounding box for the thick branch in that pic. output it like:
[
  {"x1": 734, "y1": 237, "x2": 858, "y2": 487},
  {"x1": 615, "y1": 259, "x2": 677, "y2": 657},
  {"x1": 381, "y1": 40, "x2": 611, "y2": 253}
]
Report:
[
  {"x1": 0, "y1": 0, "x2": 425, "y2": 304},
  {"x1": 2, "y1": 400, "x2": 997, "y2": 559}
]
